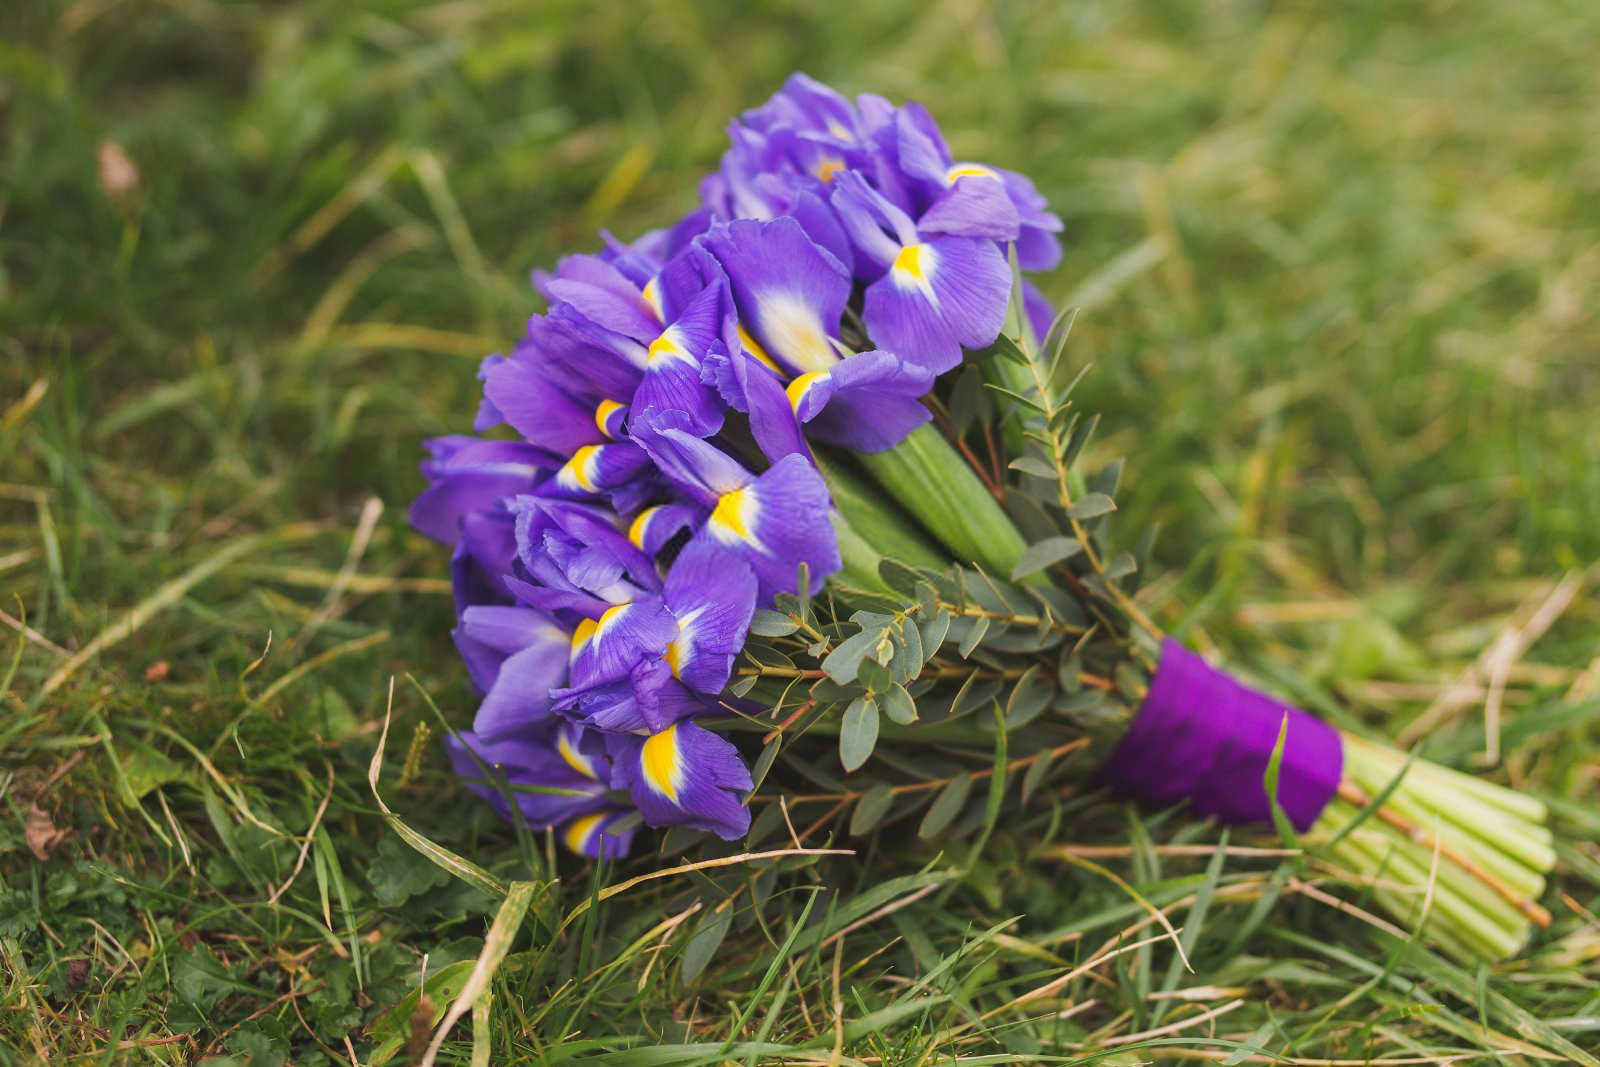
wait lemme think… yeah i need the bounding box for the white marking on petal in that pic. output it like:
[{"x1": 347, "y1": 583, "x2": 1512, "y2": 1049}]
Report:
[{"x1": 755, "y1": 292, "x2": 838, "y2": 376}]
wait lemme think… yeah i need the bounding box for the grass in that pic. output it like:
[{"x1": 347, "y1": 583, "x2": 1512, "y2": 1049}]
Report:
[{"x1": 3, "y1": 0, "x2": 1599, "y2": 1062}]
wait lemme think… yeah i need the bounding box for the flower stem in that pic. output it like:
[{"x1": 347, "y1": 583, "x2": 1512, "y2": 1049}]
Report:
[{"x1": 852, "y1": 423, "x2": 1029, "y2": 577}]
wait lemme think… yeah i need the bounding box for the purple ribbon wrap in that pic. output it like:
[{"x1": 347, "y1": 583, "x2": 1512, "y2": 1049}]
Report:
[{"x1": 1100, "y1": 639, "x2": 1343, "y2": 831}]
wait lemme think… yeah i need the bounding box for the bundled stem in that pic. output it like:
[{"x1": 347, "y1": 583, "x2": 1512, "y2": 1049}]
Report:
[{"x1": 792, "y1": 293, "x2": 1555, "y2": 962}]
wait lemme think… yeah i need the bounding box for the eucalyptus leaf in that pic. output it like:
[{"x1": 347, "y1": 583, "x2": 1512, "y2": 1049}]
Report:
[
  {"x1": 849, "y1": 784, "x2": 896, "y2": 836},
  {"x1": 881, "y1": 683, "x2": 917, "y2": 725},
  {"x1": 1063, "y1": 412, "x2": 1100, "y2": 467},
  {"x1": 892, "y1": 621, "x2": 924, "y2": 680},
  {"x1": 1011, "y1": 536, "x2": 1085, "y2": 579},
  {"x1": 957, "y1": 615, "x2": 990, "y2": 657},
  {"x1": 1065, "y1": 493, "x2": 1116, "y2": 520},
  {"x1": 857, "y1": 656, "x2": 893, "y2": 694},
  {"x1": 918, "y1": 610, "x2": 951, "y2": 656},
  {"x1": 680, "y1": 903, "x2": 732, "y2": 984},
  {"x1": 1008, "y1": 456, "x2": 1057, "y2": 479},
  {"x1": 1089, "y1": 457, "x2": 1124, "y2": 497},
  {"x1": 919, "y1": 774, "x2": 973, "y2": 839},
  {"x1": 1020, "y1": 746, "x2": 1058, "y2": 805},
  {"x1": 1103, "y1": 552, "x2": 1138, "y2": 581},
  {"x1": 1004, "y1": 664, "x2": 1055, "y2": 729},
  {"x1": 822, "y1": 627, "x2": 882, "y2": 684},
  {"x1": 877, "y1": 558, "x2": 923, "y2": 596},
  {"x1": 748, "y1": 738, "x2": 781, "y2": 793},
  {"x1": 839, "y1": 696, "x2": 880, "y2": 772},
  {"x1": 748, "y1": 609, "x2": 799, "y2": 638}
]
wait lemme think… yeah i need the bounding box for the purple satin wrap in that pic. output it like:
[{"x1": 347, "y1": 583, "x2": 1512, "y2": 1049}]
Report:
[{"x1": 1100, "y1": 639, "x2": 1343, "y2": 831}]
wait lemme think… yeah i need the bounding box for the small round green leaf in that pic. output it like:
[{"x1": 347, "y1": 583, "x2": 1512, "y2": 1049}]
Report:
[{"x1": 881, "y1": 683, "x2": 917, "y2": 725}]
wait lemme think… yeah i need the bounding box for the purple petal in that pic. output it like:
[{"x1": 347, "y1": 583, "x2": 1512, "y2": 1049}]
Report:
[
  {"x1": 481, "y1": 356, "x2": 607, "y2": 456},
  {"x1": 662, "y1": 542, "x2": 757, "y2": 695},
  {"x1": 541, "y1": 256, "x2": 662, "y2": 343},
  {"x1": 445, "y1": 729, "x2": 609, "y2": 828},
  {"x1": 409, "y1": 437, "x2": 548, "y2": 545},
  {"x1": 862, "y1": 234, "x2": 1011, "y2": 373},
  {"x1": 473, "y1": 635, "x2": 571, "y2": 739},
  {"x1": 460, "y1": 605, "x2": 565, "y2": 655},
  {"x1": 696, "y1": 451, "x2": 840, "y2": 601},
  {"x1": 829, "y1": 170, "x2": 914, "y2": 275},
  {"x1": 526, "y1": 313, "x2": 644, "y2": 402},
  {"x1": 630, "y1": 424, "x2": 751, "y2": 507},
  {"x1": 612, "y1": 720, "x2": 752, "y2": 840},
  {"x1": 560, "y1": 809, "x2": 637, "y2": 859},
  {"x1": 791, "y1": 350, "x2": 934, "y2": 453},
  {"x1": 541, "y1": 442, "x2": 651, "y2": 501},
  {"x1": 917, "y1": 174, "x2": 1021, "y2": 240},
  {"x1": 891, "y1": 102, "x2": 953, "y2": 187},
  {"x1": 624, "y1": 502, "x2": 703, "y2": 557},
  {"x1": 569, "y1": 599, "x2": 678, "y2": 691},
  {"x1": 698, "y1": 218, "x2": 849, "y2": 377},
  {"x1": 702, "y1": 347, "x2": 811, "y2": 463}
]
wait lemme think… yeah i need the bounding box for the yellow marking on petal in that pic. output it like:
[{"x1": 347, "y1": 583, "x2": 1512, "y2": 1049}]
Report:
[
  {"x1": 594, "y1": 399, "x2": 625, "y2": 439},
  {"x1": 814, "y1": 157, "x2": 845, "y2": 183},
  {"x1": 946, "y1": 163, "x2": 999, "y2": 183},
  {"x1": 627, "y1": 506, "x2": 659, "y2": 550},
  {"x1": 560, "y1": 445, "x2": 602, "y2": 492},
  {"x1": 640, "y1": 725, "x2": 682, "y2": 803},
  {"x1": 569, "y1": 617, "x2": 598, "y2": 660},
  {"x1": 785, "y1": 371, "x2": 829, "y2": 414},
  {"x1": 890, "y1": 243, "x2": 939, "y2": 304},
  {"x1": 563, "y1": 813, "x2": 604, "y2": 855},
  {"x1": 641, "y1": 276, "x2": 664, "y2": 322},
  {"x1": 735, "y1": 323, "x2": 783, "y2": 374},
  {"x1": 558, "y1": 733, "x2": 600, "y2": 780},
  {"x1": 647, "y1": 329, "x2": 689, "y2": 364},
  {"x1": 596, "y1": 602, "x2": 628, "y2": 637},
  {"x1": 663, "y1": 607, "x2": 702, "y2": 681},
  {"x1": 892, "y1": 243, "x2": 928, "y2": 282},
  {"x1": 708, "y1": 487, "x2": 760, "y2": 546}
]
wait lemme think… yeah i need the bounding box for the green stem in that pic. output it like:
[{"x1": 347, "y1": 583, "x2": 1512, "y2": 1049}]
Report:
[
  {"x1": 816, "y1": 452, "x2": 948, "y2": 572},
  {"x1": 853, "y1": 424, "x2": 1029, "y2": 577}
]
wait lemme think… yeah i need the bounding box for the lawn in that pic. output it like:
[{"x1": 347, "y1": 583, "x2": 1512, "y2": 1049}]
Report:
[{"x1": 3, "y1": 0, "x2": 1599, "y2": 1062}]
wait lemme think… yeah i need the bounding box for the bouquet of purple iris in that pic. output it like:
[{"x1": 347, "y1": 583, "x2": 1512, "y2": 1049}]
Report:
[{"x1": 411, "y1": 74, "x2": 1555, "y2": 962}]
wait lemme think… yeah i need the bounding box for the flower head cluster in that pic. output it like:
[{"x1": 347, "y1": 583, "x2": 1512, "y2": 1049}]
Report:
[{"x1": 410, "y1": 74, "x2": 1062, "y2": 857}]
